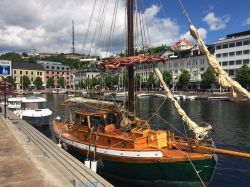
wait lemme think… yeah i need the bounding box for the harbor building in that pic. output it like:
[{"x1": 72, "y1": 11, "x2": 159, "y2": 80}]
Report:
[
  {"x1": 136, "y1": 39, "x2": 213, "y2": 89},
  {"x1": 12, "y1": 62, "x2": 45, "y2": 90},
  {"x1": 37, "y1": 61, "x2": 71, "y2": 88},
  {"x1": 214, "y1": 30, "x2": 250, "y2": 78}
]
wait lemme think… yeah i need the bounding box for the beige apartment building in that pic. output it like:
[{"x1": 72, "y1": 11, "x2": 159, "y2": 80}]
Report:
[{"x1": 12, "y1": 63, "x2": 45, "y2": 90}]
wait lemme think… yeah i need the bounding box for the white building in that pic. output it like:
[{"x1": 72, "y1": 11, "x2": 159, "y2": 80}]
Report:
[{"x1": 215, "y1": 30, "x2": 250, "y2": 78}]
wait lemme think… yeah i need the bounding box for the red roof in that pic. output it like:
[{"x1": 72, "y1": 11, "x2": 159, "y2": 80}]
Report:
[{"x1": 172, "y1": 38, "x2": 193, "y2": 49}]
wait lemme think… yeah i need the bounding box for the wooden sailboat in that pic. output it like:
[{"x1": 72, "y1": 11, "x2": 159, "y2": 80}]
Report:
[{"x1": 53, "y1": 1, "x2": 250, "y2": 186}]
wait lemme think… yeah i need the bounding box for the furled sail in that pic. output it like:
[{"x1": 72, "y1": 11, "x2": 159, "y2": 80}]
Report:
[
  {"x1": 154, "y1": 68, "x2": 212, "y2": 140},
  {"x1": 190, "y1": 24, "x2": 250, "y2": 101}
]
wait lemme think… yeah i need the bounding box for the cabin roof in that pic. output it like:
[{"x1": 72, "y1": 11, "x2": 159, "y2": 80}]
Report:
[{"x1": 75, "y1": 109, "x2": 109, "y2": 116}]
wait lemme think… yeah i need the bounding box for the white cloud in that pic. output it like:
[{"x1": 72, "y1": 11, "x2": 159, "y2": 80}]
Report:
[
  {"x1": 179, "y1": 28, "x2": 207, "y2": 44},
  {"x1": 202, "y1": 12, "x2": 230, "y2": 31},
  {"x1": 0, "y1": 1, "x2": 187, "y2": 57},
  {"x1": 243, "y1": 17, "x2": 250, "y2": 25}
]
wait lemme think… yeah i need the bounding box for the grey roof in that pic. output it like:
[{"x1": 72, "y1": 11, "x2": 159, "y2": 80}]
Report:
[{"x1": 12, "y1": 62, "x2": 44, "y2": 70}]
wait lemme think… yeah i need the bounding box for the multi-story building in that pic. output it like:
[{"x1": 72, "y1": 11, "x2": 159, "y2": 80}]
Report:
[
  {"x1": 214, "y1": 30, "x2": 250, "y2": 78},
  {"x1": 37, "y1": 61, "x2": 71, "y2": 88},
  {"x1": 136, "y1": 44, "x2": 213, "y2": 89},
  {"x1": 12, "y1": 62, "x2": 45, "y2": 90},
  {"x1": 74, "y1": 69, "x2": 100, "y2": 86}
]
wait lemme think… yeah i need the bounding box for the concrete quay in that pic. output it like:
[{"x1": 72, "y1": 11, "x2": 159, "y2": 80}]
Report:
[{"x1": 0, "y1": 107, "x2": 113, "y2": 187}]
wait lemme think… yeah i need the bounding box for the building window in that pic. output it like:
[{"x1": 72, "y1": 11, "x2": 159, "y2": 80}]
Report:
[
  {"x1": 229, "y1": 52, "x2": 235, "y2": 56},
  {"x1": 57, "y1": 72, "x2": 59, "y2": 74},
  {"x1": 62, "y1": 67, "x2": 65, "y2": 70},
  {"x1": 31, "y1": 71, "x2": 33, "y2": 75},
  {"x1": 229, "y1": 43, "x2": 235, "y2": 48},
  {"x1": 36, "y1": 72, "x2": 39, "y2": 75},
  {"x1": 222, "y1": 53, "x2": 228, "y2": 57},
  {"x1": 236, "y1": 41, "x2": 242, "y2": 46},
  {"x1": 46, "y1": 66, "x2": 49, "y2": 69},
  {"x1": 66, "y1": 67, "x2": 69, "y2": 70},
  {"x1": 46, "y1": 76, "x2": 49, "y2": 78},
  {"x1": 20, "y1": 71, "x2": 22, "y2": 75},
  {"x1": 62, "y1": 72, "x2": 64, "y2": 75},
  {"x1": 52, "y1": 66, "x2": 54, "y2": 69},
  {"x1": 31, "y1": 77, "x2": 33, "y2": 81},
  {"x1": 46, "y1": 71, "x2": 49, "y2": 74},
  {"x1": 57, "y1": 67, "x2": 60, "y2": 70},
  {"x1": 216, "y1": 54, "x2": 221, "y2": 58},
  {"x1": 236, "y1": 51, "x2": 242, "y2": 56},
  {"x1": 236, "y1": 60, "x2": 242, "y2": 65},
  {"x1": 243, "y1": 59, "x2": 249, "y2": 65},
  {"x1": 222, "y1": 61, "x2": 228, "y2": 66},
  {"x1": 219, "y1": 62, "x2": 222, "y2": 66},
  {"x1": 25, "y1": 71, "x2": 28, "y2": 75},
  {"x1": 52, "y1": 71, "x2": 54, "y2": 74},
  {"x1": 243, "y1": 50, "x2": 249, "y2": 55},
  {"x1": 216, "y1": 45, "x2": 221, "y2": 50},
  {"x1": 228, "y1": 69, "x2": 234, "y2": 76},
  {"x1": 243, "y1": 40, "x2": 249, "y2": 45},
  {"x1": 229, "y1": 61, "x2": 234, "y2": 65},
  {"x1": 14, "y1": 70, "x2": 16, "y2": 74},
  {"x1": 222, "y1": 44, "x2": 228, "y2": 49},
  {"x1": 40, "y1": 72, "x2": 42, "y2": 75}
]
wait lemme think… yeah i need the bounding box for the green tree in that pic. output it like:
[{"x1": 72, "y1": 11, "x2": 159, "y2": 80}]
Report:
[
  {"x1": 57, "y1": 77, "x2": 65, "y2": 88},
  {"x1": 135, "y1": 73, "x2": 141, "y2": 89},
  {"x1": 201, "y1": 68, "x2": 216, "y2": 89},
  {"x1": 92, "y1": 77, "x2": 101, "y2": 87},
  {"x1": 78, "y1": 80, "x2": 85, "y2": 88},
  {"x1": 147, "y1": 72, "x2": 155, "y2": 89},
  {"x1": 5, "y1": 76, "x2": 15, "y2": 84},
  {"x1": 162, "y1": 71, "x2": 172, "y2": 86},
  {"x1": 112, "y1": 76, "x2": 119, "y2": 86},
  {"x1": 20, "y1": 75, "x2": 30, "y2": 89},
  {"x1": 235, "y1": 65, "x2": 250, "y2": 88},
  {"x1": 33, "y1": 77, "x2": 43, "y2": 89},
  {"x1": 178, "y1": 70, "x2": 190, "y2": 89},
  {"x1": 47, "y1": 77, "x2": 54, "y2": 88},
  {"x1": 105, "y1": 76, "x2": 113, "y2": 87}
]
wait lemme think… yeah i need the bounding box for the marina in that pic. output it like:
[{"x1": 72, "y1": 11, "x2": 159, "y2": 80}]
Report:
[{"x1": 0, "y1": 0, "x2": 249, "y2": 186}]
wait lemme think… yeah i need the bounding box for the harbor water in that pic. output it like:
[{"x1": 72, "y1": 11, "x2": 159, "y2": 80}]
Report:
[{"x1": 39, "y1": 94, "x2": 250, "y2": 187}]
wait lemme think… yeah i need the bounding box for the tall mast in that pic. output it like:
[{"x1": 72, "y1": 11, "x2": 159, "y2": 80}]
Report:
[{"x1": 127, "y1": 0, "x2": 134, "y2": 113}]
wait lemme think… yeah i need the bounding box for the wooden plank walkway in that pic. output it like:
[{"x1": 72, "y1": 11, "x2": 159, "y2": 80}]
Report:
[{"x1": 0, "y1": 106, "x2": 113, "y2": 187}]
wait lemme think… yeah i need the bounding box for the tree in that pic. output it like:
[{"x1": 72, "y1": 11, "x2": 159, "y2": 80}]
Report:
[
  {"x1": 201, "y1": 68, "x2": 216, "y2": 89},
  {"x1": 33, "y1": 77, "x2": 43, "y2": 89},
  {"x1": 20, "y1": 75, "x2": 30, "y2": 89},
  {"x1": 162, "y1": 71, "x2": 172, "y2": 86},
  {"x1": 92, "y1": 77, "x2": 100, "y2": 87},
  {"x1": 147, "y1": 72, "x2": 155, "y2": 89},
  {"x1": 235, "y1": 65, "x2": 250, "y2": 88},
  {"x1": 105, "y1": 76, "x2": 113, "y2": 87},
  {"x1": 178, "y1": 70, "x2": 190, "y2": 89},
  {"x1": 135, "y1": 73, "x2": 141, "y2": 89},
  {"x1": 47, "y1": 77, "x2": 54, "y2": 88},
  {"x1": 57, "y1": 77, "x2": 65, "y2": 88},
  {"x1": 5, "y1": 76, "x2": 15, "y2": 85}
]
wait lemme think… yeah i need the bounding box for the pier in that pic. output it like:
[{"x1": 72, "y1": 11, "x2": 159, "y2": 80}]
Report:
[{"x1": 0, "y1": 106, "x2": 113, "y2": 187}]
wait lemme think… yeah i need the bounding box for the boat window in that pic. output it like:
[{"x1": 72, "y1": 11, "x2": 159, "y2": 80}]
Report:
[
  {"x1": 81, "y1": 116, "x2": 88, "y2": 126},
  {"x1": 90, "y1": 116, "x2": 105, "y2": 130},
  {"x1": 107, "y1": 113, "x2": 117, "y2": 124},
  {"x1": 75, "y1": 114, "x2": 80, "y2": 125},
  {"x1": 21, "y1": 102, "x2": 47, "y2": 110}
]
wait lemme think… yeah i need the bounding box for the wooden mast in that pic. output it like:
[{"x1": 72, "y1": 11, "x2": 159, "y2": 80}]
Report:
[{"x1": 127, "y1": 0, "x2": 135, "y2": 114}]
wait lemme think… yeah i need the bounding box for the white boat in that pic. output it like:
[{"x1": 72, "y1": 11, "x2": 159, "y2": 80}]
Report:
[
  {"x1": 15, "y1": 96, "x2": 52, "y2": 127},
  {"x1": 137, "y1": 93, "x2": 166, "y2": 98},
  {"x1": 208, "y1": 96, "x2": 229, "y2": 101},
  {"x1": 116, "y1": 91, "x2": 128, "y2": 97},
  {"x1": 186, "y1": 95, "x2": 196, "y2": 100},
  {"x1": 33, "y1": 91, "x2": 41, "y2": 95},
  {"x1": 7, "y1": 97, "x2": 22, "y2": 111}
]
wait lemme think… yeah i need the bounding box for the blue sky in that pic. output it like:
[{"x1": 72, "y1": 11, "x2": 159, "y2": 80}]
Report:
[{"x1": 146, "y1": 0, "x2": 250, "y2": 44}]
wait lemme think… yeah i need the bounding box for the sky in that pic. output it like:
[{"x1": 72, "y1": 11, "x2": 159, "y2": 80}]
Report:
[{"x1": 0, "y1": 0, "x2": 249, "y2": 57}]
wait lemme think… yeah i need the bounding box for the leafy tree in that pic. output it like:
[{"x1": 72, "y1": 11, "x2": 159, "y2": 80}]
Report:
[
  {"x1": 92, "y1": 77, "x2": 101, "y2": 87},
  {"x1": 201, "y1": 68, "x2": 216, "y2": 89},
  {"x1": 112, "y1": 76, "x2": 119, "y2": 86},
  {"x1": 135, "y1": 73, "x2": 141, "y2": 89},
  {"x1": 5, "y1": 76, "x2": 15, "y2": 84},
  {"x1": 33, "y1": 77, "x2": 43, "y2": 89},
  {"x1": 147, "y1": 72, "x2": 155, "y2": 89},
  {"x1": 47, "y1": 77, "x2": 54, "y2": 88},
  {"x1": 57, "y1": 77, "x2": 65, "y2": 88},
  {"x1": 78, "y1": 80, "x2": 85, "y2": 89},
  {"x1": 105, "y1": 76, "x2": 113, "y2": 87},
  {"x1": 20, "y1": 75, "x2": 30, "y2": 89},
  {"x1": 178, "y1": 70, "x2": 190, "y2": 89},
  {"x1": 85, "y1": 78, "x2": 92, "y2": 88},
  {"x1": 162, "y1": 71, "x2": 172, "y2": 86},
  {"x1": 0, "y1": 52, "x2": 23, "y2": 63},
  {"x1": 235, "y1": 65, "x2": 250, "y2": 88}
]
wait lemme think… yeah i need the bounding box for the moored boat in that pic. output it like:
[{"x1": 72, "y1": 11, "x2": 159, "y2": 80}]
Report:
[{"x1": 15, "y1": 96, "x2": 52, "y2": 127}]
